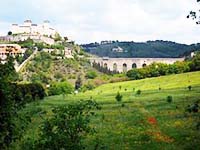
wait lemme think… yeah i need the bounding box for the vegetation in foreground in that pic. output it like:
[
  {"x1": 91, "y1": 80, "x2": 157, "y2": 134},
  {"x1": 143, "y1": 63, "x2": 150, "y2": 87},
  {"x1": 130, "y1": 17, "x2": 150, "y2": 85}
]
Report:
[{"x1": 11, "y1": 71, "x2": 200, "y2": 150}]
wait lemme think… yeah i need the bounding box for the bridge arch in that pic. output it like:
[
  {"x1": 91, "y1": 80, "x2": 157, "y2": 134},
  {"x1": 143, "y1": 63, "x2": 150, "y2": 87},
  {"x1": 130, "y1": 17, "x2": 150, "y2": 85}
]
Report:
[
  {"x1": 123, "y1": 63, "x2": 127, "y2": 72},
  {"x1": 104, "y1": 63, "x2": 108, "y2": 68},
  {"x1": 142, "y1": 63, "x2": 147, "y2": 68},
  {"x1": 132, "y1": 63, "x2": 137, "y2": 68}
]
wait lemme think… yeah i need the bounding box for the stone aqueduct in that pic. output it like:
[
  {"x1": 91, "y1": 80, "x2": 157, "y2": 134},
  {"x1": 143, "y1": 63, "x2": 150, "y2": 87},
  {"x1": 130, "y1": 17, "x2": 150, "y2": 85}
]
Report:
[{"x1": 89, "y1": 57, "x2": 185, "y2": 73}]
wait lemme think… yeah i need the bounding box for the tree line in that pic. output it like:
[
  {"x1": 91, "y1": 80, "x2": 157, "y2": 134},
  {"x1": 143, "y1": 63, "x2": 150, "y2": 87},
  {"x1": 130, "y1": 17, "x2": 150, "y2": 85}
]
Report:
[
  {"x1": 0, "y1": 57, "x2": 46, "y2": 149},
  {"x1": 127, "y1": 52, "x2": 200, "y2": 80}
]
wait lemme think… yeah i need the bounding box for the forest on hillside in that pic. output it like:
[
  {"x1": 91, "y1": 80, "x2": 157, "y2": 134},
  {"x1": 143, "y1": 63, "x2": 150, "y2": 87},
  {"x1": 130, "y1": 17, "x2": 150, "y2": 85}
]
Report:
[{"x1": 81, "y1": 40, "x2": 200, "y2": 58}]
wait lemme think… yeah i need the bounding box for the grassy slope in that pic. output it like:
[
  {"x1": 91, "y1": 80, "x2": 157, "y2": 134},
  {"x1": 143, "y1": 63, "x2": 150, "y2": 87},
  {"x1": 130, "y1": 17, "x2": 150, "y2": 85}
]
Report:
[{"x1": 16, "y1": 71, "x2": 200, "y2": 150}]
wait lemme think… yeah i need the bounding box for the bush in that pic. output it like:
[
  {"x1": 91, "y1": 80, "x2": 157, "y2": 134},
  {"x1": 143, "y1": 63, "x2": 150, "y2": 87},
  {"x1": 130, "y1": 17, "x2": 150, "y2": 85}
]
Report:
[
  {"x1": 115, "y1": 92, "x2": 123, "y2": 102},
  {"x1": 127, "y1": 61, "x2": 191, "y2": 80},
  {"x1": 31, "y1": 100, "x2": 100, "y2": 150},
  {"x1": 75, "y1": 76, "x2": 82, "y2": 90},
  {"x1": 189, "y1": 52, "x2": 200, "y2": 71},
  {"x1": 85, "y1": 70, "x2": 97, "y2": 79},
  {"x1": 136, "y1": 90, "x2": 141, "y2": 95},
  {"x1": 188, "y1": 85, "x2": 192, "y2": 91},
  {"x1": 167, "y1": 96, "x2": 173, "y2": 103},
  {"x1": 48, "y1": 81, "x2": 73, "y2": 96},
  {"x1": 186, "y1": 102, "x2": 199, "y2": 113},
  {"x1": 81, "y1": 82, "x2": 96, "y2": 91}
]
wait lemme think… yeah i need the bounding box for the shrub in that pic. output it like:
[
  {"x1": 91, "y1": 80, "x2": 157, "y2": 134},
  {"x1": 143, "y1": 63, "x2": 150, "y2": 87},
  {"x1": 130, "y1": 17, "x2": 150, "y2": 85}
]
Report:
[
  {"x1": 82, "y1": 82, "x2": 96, "y2": 91},
  {"x1": 186, "y1": 102, "x2": 199, "y2": 113},
  {"x1": 136, "y1": 90, "x2": 141, "y2": 95},
  {"x1": 92, "y1": 79, "x2": 106, "y2": 87},
  {"x1": 85, "y1": 70, "x2": 97, "y2": 79},
  {"x1": 48, "y1": 81, "x2": 73, "y2": 96},
  {"x1": 75, "y1": 76, "x2": 82, "y2": 90},
  {"x1": 31, "y1": 100, "x2": 100, "y2": 150},
  {"x1": 189, "y1": 52, "x2": 200, "y2": 71},
  {"x1": 188, "y1": 85, "x2": 192, "y2": 91},
  {"x1": 127, "y1": 61, "x2": 191, "y2": 80},
  {"x1": 115, "y1": 92, "x2": 123, "y2": 102},
  {"x1": 167, "y1": 96, "x2": 173, "y2": 103}
]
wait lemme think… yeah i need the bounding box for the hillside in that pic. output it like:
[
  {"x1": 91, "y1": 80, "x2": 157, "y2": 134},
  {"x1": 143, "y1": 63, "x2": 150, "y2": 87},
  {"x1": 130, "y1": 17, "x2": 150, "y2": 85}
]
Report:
[
  {"x1": 14, "y1": 71, "x2": 200, "y2": 149},
  {"x1": 81, "y1": 40, "x2": 200, "y2": 58},
  {"x1": 19, "y1": 51, "x2": 93, "y2": 85}
]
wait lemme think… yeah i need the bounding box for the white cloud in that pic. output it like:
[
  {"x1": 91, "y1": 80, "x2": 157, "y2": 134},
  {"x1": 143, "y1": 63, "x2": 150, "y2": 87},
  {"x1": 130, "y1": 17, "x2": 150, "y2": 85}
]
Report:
[
  {"x1": 0, "y1": 21, "x2": 10, "y2": 35},
  {"x1": 0, "y1": 0, "x2": 199, "y2": 44}
]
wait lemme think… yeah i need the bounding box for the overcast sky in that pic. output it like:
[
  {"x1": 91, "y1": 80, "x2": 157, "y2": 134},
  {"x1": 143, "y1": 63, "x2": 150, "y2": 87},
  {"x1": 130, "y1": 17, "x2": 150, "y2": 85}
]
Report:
[{"x1": 0, "y1": 0, "x2": 199, "y2": 44}]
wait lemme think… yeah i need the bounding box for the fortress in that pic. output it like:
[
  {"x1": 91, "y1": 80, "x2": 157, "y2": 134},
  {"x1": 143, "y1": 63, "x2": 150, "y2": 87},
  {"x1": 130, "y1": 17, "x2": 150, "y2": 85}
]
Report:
[
  {"x1": 11, "y1": 20, "x2": 57, "y2": 38},
  {"x1": 0, "y1": 20, "x2": 59, "y2": 45}
]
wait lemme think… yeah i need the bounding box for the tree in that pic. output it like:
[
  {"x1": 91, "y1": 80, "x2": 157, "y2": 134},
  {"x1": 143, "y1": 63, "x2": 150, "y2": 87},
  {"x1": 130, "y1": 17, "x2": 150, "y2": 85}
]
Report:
[
  {"x1": 48, "y1": 81, "x2": 73, "y2": 97},
  {"x1": 7, "y1": 31, "x2": 12, "y2": 35},
  {"x1": 32, "y1": 100, "x2": 100, "y2": 150},
  {"x1": 115, "y1": 92, "x2": 123, "y2": 102},
  {"x1": 0, "y1": 58, "x2": 46, "y2": 149},
  {"x1": 85, "y1": 70, "x2": 97, "y2": 79},
  {"x1": 187, "y1": 0, "x2": 200, "y2": 24},
  {"x1": 75, "y1": 76, "x2": 82, "y2": 90},
  {"x1": 166, "y1": 96, "x2": 173, "y2": 103},
  {"x1": 54, "y1": 32, "x2": 62, "y2": 41},
  {"x1": 189, "y1": 52, "x2": 200, "y2": 71},
  {"x1": 0, "y1": 57, "x2": 18, "y2": 148}
]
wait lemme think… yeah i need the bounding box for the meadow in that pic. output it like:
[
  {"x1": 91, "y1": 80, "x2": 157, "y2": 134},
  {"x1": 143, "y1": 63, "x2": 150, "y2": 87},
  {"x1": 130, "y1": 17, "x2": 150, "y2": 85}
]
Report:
[{"x1": 15, "y1": 71, "x2": 200, "y2": 150}]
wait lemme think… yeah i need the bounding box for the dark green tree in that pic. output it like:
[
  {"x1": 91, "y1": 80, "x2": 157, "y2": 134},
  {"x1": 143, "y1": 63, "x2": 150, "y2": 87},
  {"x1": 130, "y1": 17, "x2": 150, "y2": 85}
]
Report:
[
  {"x1": 75, "y1": 76, "x2": 82, "y2": 90},
  {"x1": 7, "y1": 31, "x2": 12, "y2": 35},
  {"x1": 189, "y1": 52, "x2": 200, "y2": 71},
  {"x1": 115, "y1": 92, "x2": 123, "y2": 102},
  {"x1": 32, "y1": 100, "x2": 100, "y2": 150},
  {"x1": 0, "y1": 57, "x2": 18, "y2": 148}
]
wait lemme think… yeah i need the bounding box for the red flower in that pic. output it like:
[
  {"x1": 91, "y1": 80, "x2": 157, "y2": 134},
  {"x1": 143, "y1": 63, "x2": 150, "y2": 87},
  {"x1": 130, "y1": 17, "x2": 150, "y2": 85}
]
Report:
[{"x1": 147, "y1": 117, "x2": 157, "y2": 125}]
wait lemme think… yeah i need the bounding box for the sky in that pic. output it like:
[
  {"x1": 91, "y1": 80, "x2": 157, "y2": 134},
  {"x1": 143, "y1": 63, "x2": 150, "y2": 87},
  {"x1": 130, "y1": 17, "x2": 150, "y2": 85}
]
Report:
[{"x1": 0, "y1": 0, "x2": 199, "y2": 44}]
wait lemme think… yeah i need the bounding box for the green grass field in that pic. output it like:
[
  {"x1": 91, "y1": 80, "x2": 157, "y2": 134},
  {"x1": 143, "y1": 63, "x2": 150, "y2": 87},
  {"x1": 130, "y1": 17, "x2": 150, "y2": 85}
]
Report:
[{"x1": 15, "y1": 71, "x2": 200, "y2": 150}]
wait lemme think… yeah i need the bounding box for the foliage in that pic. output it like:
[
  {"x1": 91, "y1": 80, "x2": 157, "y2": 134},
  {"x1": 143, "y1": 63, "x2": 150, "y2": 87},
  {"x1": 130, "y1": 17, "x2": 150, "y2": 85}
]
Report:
[
  {"x1": 48, "y1": 81, "x2": 73, "y2": 96},
  {"x1": 75, "y1": 76, "x2": 82, "y2": 90},
  {"x1": 8, "y1": 31, "x2": 12, "y2": 35},
  {"x1": 31, "y1": 100, "x2": 100, "y2": 150},
  {"x1": 166, "y1": 96, "x2": 173, "y2": 103},
  {"x1": 11, "y1": 71, "x2": 200, "y2": 149},
  {"x1": 17, "y1": 38, "x2": 34, "y2": 49},
  {"x1": 85, "y1": 70, "x2": 97, "y2": 79},
  {"x1": 92, "y1": 62, "x2": 119, "y2": 75},
  {"x1": 186, "y1": 102, "x2": 199, "y2": 113},
  {"x1": 81, "y1": 82, "x2": 96, "y2": 91},
  {"x1": 82, "y1": 40, "x2": 200, "y2": 58},
  {"x1": 187, "y1": 0, "x2": 200, "y2": 24},
  {"x1": 189, "y1": 52, "x2": 200, "y2": 71},
  {"x1": 115, "y1": 92, "x2": 123, "y2": 102},
  {"x1": 127, "y1": 61, "x2": 192, "y2": 80},
  {"x1": 0, "y1": 58, "x2": 45, "y2": 149},
  {"x1": 35, "y1": 42, "x2": 45, "y2": 51},
  {"x1": 51, "y1": 44, "x2": 65, "y2": 50},
  {"x1": 188, "y1": 85, "x2": 192, "y2": 91},
  {"x1": 136, "y1": 89, "x2": 141, "y2": 95},
  {"x1": 54, "y1": 32, "x2": 62, "y2": 41}
]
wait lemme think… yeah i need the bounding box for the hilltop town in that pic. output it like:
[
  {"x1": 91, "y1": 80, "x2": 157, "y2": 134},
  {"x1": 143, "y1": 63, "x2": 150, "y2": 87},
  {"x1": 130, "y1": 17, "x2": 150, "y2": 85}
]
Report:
[{"x1": 0, "y1": 20, "x2": 79, "y2": 69}]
